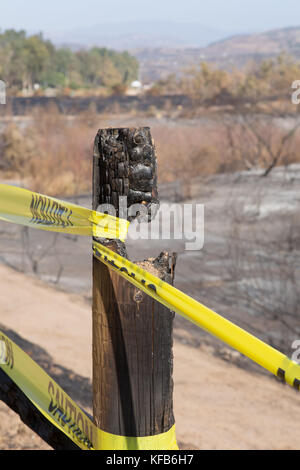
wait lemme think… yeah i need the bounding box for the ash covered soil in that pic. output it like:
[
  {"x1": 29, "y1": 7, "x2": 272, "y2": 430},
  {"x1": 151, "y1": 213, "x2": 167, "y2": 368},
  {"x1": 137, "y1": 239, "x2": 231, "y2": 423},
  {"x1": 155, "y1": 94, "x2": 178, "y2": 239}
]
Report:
[{"x1": 0, "y1": 165, "x2": 299, "y2": 449}]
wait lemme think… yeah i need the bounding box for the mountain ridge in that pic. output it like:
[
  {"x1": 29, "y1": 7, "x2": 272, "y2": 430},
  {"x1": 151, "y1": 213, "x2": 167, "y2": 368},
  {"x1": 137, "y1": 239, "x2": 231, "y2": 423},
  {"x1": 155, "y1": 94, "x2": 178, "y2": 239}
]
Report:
[
  {"x1": 133, "y1": 25, "x2": 300, "y2": 81},
  {"x1": 47, "y1": 20, "x2": 236, "y2": 50},
  {"x1": 48, "y1": 24, "x2": 300, "y2": 82}
]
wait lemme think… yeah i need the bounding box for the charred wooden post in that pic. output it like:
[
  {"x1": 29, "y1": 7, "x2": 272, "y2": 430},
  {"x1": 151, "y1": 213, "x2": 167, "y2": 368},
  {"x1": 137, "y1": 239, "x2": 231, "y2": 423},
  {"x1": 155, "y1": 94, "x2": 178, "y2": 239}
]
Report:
[{"x1": 92, "y1": 128, "x2": 176, "y2": 445}]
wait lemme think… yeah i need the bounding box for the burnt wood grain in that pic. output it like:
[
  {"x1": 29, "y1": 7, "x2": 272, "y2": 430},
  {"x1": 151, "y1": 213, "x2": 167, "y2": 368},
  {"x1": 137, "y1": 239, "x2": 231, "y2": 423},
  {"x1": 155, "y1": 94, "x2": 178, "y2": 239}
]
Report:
[{"x1": 92, "y1": 127, "x2": 176, "y2": 438}]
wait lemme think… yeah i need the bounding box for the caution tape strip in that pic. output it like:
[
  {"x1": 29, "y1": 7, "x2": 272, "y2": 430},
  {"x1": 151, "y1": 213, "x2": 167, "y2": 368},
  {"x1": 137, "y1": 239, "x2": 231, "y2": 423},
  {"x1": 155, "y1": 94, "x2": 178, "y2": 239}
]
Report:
[
  {"x1": 93, "y1": 241, "x2": 300, "y2": 391},
  {"x1": 0, "y1": 330, "x2": 178, "y2": 450},
  {"x1": 0, "y1": 182, "x2": 299, "y2": 448},
  {"x1": 0, "y1": 330, "x2": 95, "y2": 450},
  {"x1": 0, "y1": 184, "x2": 129, "y2": 241}
]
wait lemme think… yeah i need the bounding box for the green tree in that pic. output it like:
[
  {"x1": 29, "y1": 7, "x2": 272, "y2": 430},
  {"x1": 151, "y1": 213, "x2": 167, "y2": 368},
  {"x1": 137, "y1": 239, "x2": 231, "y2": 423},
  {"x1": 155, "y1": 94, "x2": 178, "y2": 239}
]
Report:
[{"x1": 0, "y1": 28, "x2": 139, "y2": 93}]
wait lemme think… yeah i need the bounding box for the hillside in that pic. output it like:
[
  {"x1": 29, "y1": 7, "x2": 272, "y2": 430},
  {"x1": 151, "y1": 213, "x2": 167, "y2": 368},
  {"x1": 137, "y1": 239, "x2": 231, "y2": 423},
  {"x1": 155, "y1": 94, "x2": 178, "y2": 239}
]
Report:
[
  {"x1": 202, "y1": 26, "x2": 300, "y2": 66},
  {"x1": 133, "y1": 26, "x2": 300, "y2": 82},
  {"x1": 0, "y1": 263, "x2": 299, "y2": 450}
]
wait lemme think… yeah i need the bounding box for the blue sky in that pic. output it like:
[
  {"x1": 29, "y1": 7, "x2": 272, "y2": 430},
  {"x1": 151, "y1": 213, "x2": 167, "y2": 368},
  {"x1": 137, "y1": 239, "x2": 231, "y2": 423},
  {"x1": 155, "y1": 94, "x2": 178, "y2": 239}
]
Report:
[{"x1": 1, "y1": 0, "x2": 300, "y2": 35}]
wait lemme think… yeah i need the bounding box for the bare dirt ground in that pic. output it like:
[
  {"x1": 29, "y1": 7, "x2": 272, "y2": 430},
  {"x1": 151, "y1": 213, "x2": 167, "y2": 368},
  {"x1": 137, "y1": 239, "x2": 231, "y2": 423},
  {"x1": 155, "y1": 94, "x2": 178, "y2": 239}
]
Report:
[{"x1": 0, "y1": 263, "x2": 299, "y2": 450}]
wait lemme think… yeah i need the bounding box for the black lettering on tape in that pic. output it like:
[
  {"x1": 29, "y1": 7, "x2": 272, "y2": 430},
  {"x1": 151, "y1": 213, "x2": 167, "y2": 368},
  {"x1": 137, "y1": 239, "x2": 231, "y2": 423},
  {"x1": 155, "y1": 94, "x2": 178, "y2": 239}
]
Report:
[
  {"x1": 29, "y1": 194, "x2": 74, "y2": 229},
  {"x1": 67, "y1": 209, "x2": 73, "y2": 226},
  {"x1": 47, "y1": 381, "x2": 93, "y2": 448},
  {"x1": 277, "y1": 368, "x2": 286, "y2": 383},
  {"x1": 147, "y1": 284, "x2": 157, "y2": 292},
  {"x1": 293, "y1": 378, "x2": 300, "y2": 391}
]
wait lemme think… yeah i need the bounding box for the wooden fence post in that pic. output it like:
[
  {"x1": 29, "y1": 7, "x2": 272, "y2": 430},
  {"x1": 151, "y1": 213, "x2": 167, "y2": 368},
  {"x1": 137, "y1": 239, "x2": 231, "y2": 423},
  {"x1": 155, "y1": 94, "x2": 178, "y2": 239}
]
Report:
[{"x1": 92, "y1": 127, "x2": 177, "y2": 448}]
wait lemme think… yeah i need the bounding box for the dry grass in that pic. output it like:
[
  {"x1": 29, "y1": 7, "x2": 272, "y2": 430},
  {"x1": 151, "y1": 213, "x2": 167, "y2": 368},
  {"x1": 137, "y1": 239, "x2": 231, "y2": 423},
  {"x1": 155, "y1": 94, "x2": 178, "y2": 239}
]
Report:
[
  {"x1": 26, "y1": 109, "x2": 94, "y2": 196},
  {"x1": 153, "y1": 118, "x2": 300, "y2": 184},
  {"x1": 1, "y1": 106, "x2": 300, "y2": 196},
  {"x1": 0, "y1": 105, "x2": 100, "y2": 196},
  {"x1": 153, "y1": 123, "x2": 236, "y2": 183}
]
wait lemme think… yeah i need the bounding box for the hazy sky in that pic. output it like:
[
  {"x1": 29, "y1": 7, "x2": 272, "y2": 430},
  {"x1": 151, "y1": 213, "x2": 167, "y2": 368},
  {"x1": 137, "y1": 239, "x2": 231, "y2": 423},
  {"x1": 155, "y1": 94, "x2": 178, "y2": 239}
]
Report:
[{"x1": 1, "y1": 0, "x2": 300, "y2": 34}]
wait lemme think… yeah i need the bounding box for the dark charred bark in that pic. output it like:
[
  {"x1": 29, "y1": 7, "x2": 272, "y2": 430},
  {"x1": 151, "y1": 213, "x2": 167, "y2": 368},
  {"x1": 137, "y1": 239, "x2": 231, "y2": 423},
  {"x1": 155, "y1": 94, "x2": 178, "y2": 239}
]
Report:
[{"x1": 92, "y1": 127, "x2": 176, "y2": 438}]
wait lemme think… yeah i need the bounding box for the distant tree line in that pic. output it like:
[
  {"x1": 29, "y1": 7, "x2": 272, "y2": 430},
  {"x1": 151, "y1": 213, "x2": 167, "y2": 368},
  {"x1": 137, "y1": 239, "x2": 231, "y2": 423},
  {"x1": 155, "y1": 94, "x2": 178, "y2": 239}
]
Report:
[
  {"x1": 0, "y1": 29, "x2": 139, "y2": 93},
  {"x1": 148, "y1": 53, "x2": 300, "y2": 104}
]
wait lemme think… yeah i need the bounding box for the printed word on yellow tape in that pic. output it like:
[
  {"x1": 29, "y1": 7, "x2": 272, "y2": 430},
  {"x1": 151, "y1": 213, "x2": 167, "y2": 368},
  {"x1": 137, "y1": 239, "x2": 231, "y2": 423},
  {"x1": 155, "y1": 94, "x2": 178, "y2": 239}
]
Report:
[
  {"x1": 0, "y1": 330, "x2": 178, "y2": 450},
  {"x1": 93, "y1": 241, "x2": 300, "y2": 391},
  {"x1": 0, "y1": 184, "x2": 129, "y2": 241}
]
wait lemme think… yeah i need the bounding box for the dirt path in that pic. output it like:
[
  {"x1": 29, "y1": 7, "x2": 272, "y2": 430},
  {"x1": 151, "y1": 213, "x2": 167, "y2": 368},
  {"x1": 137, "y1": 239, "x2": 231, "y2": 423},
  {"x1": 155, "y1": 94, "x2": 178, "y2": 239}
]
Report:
[{"x1": 0, "y1": 264, "x2": 299, "y2": 450}]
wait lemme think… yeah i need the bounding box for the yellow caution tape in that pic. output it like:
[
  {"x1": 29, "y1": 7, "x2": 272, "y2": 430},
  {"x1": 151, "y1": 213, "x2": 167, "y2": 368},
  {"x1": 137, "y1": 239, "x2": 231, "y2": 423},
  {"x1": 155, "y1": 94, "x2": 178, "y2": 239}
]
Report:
[
  {"x1": 97, "y1": 425, "x2": 178, "y2": 451},
  {"x1": 0, "y1": 330, "x2": 95, "y2": 450},
  {"x1": 93, "y1": 241, "x2": 300, "y2": 391},
  {"x1": 0, "y1": 184, "x2": 129, "y2": 241},
  {"x1": 0, "y1": 330, "x2": 178, "y2": 450},
  {"x1": 0, "y1": 182, "x2": 299, "y2": 450}
]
